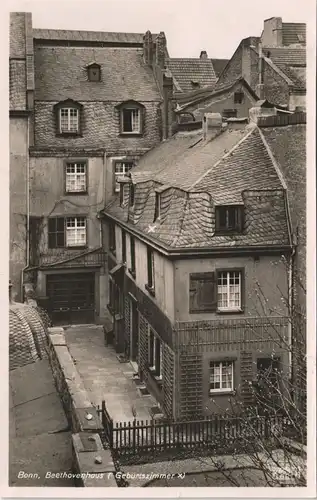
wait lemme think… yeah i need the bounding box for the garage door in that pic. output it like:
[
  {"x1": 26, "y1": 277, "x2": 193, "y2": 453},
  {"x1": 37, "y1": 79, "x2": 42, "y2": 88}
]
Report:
[{"x1": 46, "y1": 273, "x2": 95, "y2": 326}]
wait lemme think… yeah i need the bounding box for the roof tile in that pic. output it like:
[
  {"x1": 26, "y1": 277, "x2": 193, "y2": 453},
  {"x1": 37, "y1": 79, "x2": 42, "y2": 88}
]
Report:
[
  {"x1": 167, "y1": 58, "x2": 217, "y2": 93},
  {"x1": 34, "y1": 46, "x2": 161, "y2": 101}
]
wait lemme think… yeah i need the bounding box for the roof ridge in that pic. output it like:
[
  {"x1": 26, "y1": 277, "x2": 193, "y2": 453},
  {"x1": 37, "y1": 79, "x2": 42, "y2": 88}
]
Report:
[
  {"x1": 257, "y1": 128, "x2": 287, "y2": 190},
  {"x1": 190, "y1": 126, "x2": 256, "y2": 190}
]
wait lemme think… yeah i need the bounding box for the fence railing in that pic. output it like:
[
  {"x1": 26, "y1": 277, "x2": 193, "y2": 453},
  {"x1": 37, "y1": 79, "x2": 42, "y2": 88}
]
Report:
[{"x1": 98, "y1": 400, "x2": 300, "y2": 457}]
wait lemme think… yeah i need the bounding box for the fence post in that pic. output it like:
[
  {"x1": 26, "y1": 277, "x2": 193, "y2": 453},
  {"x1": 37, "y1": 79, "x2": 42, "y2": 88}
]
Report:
[
  {"x1": 132, "y1": 419, "x2": 137, "y2": 454},
  {"x1": 109, "y1": 417, "x2": 114, "y2": 449},
  {"x1": 101, "y1": 400, "x2": 105, "y2": 429}
]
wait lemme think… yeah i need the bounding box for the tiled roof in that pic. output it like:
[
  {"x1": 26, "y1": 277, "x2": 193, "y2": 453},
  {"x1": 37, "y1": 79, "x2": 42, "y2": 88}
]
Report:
[
  {"x1": 166, "y1": 58, "x2": 217, "y2": 93},
  {"x1": 264, "y1": 48, "x2": 306, "y2": 89},
  {"x1": 265, "y1": 47, "x2": 306, "y2": 67},
  {"x1": 105, "y1": 123, "x2": 289, "y2": 250},
  {"x1": 9, "y1": 303, "x2": 48, "y2": 371},
  {"x1": 282, "y1": 23, "x2": 306, "y2": 46},
  {"x1": 211, "y1": 59, "x2": 229, "y2": 78},
  {"x1": 34, "y1": 46, "x2": 161, "y2": 101},
  {"x1": 33, "y1": 28, "x2": 159, "y2": 44}
]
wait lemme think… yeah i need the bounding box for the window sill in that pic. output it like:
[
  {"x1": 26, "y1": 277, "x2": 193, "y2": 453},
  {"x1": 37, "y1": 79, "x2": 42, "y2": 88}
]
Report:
[
  {"x1": 145, "y1": 284, "x2": 155, "y2": 297},
  {"x1": 148, "y1": 367, "x2": 163, "y2": 388},
  {"x1": 209, "y1": 390, "x2": 236, "y2": 397},
  {"x1": 216, "y1": 308, "x2": 243, "y2": 315},
  {"x1": 214, "y1": 230, "x2": 243, "y2": 235},
  {"x1": 189, "y1": 308, "x2": 217, "y2": 314},
  {"x1": 128, "y1": 268, "x2": 136, "y2": 279},
  {"x1": 66, "y1": 245, "x2": 88, "y2": 250},
  {"x1": 119, "y1": 132, "x2": 143, "y2": 137},
  {"x1": 65, "y1": 191, "x2": 88, "y2": 196}
]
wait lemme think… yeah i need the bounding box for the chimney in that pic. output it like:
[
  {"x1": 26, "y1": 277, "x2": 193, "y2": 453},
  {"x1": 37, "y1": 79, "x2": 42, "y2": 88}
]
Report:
[
  {"x1": 163, "y1": 71, "x2": 175, "y2": 139},
  {"x1": 155, "y1": 32, "x2": 166, "y2": 69},
  {"x1": 200, "y1": 50, "x2": 208, "y2": 59},
  {"x1": 143, "y1": 30, "x2": 153, "y2": 65},
  {"x1": 261, "y1": 17, "x2": 283, "y2": 47},
  {"x1": 256, "y1": 42, "x2": 265, "y2": 99},
  {"x1": 249, "y1": 102, "x2": 277, "y2": 124},
  {"x1": 203, "y1": 113, "x2": 223, "y2": 141}
]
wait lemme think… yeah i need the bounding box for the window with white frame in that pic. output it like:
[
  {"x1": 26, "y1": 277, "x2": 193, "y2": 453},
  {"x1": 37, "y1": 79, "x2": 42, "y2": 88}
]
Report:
[
  {"x1": 148, "y1": 326, "x2": 162, "y2": 379},
  {"x1": 209, "y1": 361, "x2": 233, "y2": 393},
  {"x1": 65, "y1": 217, "x2": 87, "y2": 247},
  {"x1": 60, "y1": 107, "x2": 79, "y2": 133},
  {"x1": 114, "y1": 161, "x2": 133, "y2": 192},
  {"x1": 121, "y1": 108, "x2": 141, "y2": 133},
  {"x1": 217, "y1": 270, "x2": 241, "y2": 311},
  {"x1": 65, "y1": 162, "x2": 87, "y2": 193}
]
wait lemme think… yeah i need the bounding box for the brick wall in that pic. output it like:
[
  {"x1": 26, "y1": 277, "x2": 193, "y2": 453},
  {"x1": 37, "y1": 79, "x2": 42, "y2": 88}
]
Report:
[{"x1": 34, "y1": 101, "x2": 162, "y2": 150}]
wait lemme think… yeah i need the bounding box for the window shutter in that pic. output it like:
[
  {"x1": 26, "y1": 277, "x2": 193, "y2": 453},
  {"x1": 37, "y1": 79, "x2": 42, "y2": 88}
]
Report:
[
  {"x1": 240, "y1": 268, "x2": 245, "y2": 311},
  {"x1": 140, "y1": 107, "x2": 145, "y2": 135},
  {"x1": 189, "y1": 272, "x2": 216, "y2": 313}
]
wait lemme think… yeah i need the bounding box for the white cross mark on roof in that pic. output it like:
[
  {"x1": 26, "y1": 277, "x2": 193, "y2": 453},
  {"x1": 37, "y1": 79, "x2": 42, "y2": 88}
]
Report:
[{"x1": 147, "y1": 224, "x2": 157, "y2": 233}]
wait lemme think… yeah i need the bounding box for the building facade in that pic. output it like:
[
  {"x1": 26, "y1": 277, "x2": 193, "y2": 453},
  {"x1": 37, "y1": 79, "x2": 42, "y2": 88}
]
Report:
[
  {"x1": 103, "y1": 110, "x2": 298, "y2": 419},
  {"x1": 9, "y1": 13, "x2": 174, "y2": 324}
]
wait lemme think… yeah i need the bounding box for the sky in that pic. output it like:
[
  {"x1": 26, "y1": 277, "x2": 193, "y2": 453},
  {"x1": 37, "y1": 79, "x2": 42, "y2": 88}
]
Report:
[{"x1": 6, "y1": 0, "x2": 314, "y2": 58}]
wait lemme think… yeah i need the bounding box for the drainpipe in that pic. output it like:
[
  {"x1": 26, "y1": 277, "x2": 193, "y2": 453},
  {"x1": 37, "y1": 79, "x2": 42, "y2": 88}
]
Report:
[{"x1": 20, "y1": 115, "x2": 30, "y2": 302}]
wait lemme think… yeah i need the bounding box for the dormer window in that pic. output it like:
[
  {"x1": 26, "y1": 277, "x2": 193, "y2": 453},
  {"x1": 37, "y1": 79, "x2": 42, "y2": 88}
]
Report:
[
  {"x1": 116, "y1": 101, "x2": 145, "y2": 136},
  {"x1": 191, "y1": 80, "x2": 200, "y2": 89},
  {"x1": 234, "y1": 91, "x2": 244, "y2": 104},
  {"x1": 87, "y1": 63, "x2": 101, "y2": 82},
  {"x1": 54, "y1": 99, "x2": 82, "y2": 136},
  {"x1": 215, "y1": 206, "x2": 244, "y2": 233}
]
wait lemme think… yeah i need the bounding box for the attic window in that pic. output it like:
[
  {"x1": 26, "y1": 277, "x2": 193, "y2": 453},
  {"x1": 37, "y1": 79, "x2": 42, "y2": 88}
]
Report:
[
  {"x1": 297, "y1": 34, "x2": 305, "y2": 43},
  {"x1": 117, "y1": 100, "x2": 145, "y2": 136},
  {"x1": 215, "y1": 206, "x2": 244, "y2": 233},
  {"x1": 234, "y1": 92, "x2": 244, "y2": 104},
  {"x1": 87, "y1": 64, "x2": 101, "y2": 82},
  {"x1": 191, "y1": 80, "x2": 200, "y2": 88}
]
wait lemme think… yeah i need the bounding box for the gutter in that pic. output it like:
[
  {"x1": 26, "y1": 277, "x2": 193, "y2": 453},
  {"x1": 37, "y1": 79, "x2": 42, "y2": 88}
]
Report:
[{"x1": 102, "y1": 210, "x2": 291, "y2": 258}]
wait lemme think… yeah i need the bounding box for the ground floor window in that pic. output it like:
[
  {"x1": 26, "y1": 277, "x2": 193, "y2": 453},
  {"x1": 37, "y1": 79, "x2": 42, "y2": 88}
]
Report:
[
  {"x1": 209, "y1": 361, "x2": 234, "y2": 393},
  {"x1": 148, "y1": 326, "x2": 163, "y2": 379}
]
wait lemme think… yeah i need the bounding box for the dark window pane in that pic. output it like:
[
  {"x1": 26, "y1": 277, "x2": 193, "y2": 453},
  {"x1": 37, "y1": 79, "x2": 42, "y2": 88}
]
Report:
[
  {"x1": 48, "y1": 218, "x2": 56, "y2": 233},
  {"x1": 123, "y1": 109, "x2": 132, "y2": 132},
  {"x1": 57, "y1": 217, "x2": 65, "y2": 232},
  {"x1": 48, "y1": 233, "x2": 56, "y2": 249},
  {"x1": 56, "y1": 232, "x2": 65, "y2": 247}
]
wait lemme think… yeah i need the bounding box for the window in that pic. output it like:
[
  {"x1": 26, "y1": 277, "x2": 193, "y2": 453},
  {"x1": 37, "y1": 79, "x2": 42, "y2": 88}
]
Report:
[
  {"x1": 48, "y1": 217, "x2": 65, "y2": 248},
  {"x1": 209, "y1": 361, "x2": 234, "y2": 393},
  {"x1": 114, "y1": 162, "x2": 133, "y2": 193},
  {"x1": 189, "y1": 272, "x2": 217, "y2": 313},
  {"x1": 154, "y1": 192, "x2": 161, "y2": 221},
  {"x1": 215, "y1": 206, "x2": 243, "y2": 233},
  {"x1": 87, "y1": 63, "x2": 101, "y2": 82},
  {"x1": 121, "y1": 108, "x2": 141, "y2": 134},
  {"x1": 148, "y1": 326, "x2": 163, "y2": 379},
  {"x1": 217, "y1": 271, "x2": 241, "y2": 311},
  {"x1": 234, "y1": 91, "x2": 244, "y2": 104},
  {"x1": 109, "y1": 223, "x2": 116, "y2": 254},
  {"x1": 129, "y1": 236, "x2": 136, "y2": 277},
  {"x1": 189, "y1": 270, "x2": 244, "y2": 314},
  {"x1": 48, "y1": 217, "x2": 86, "y2": 248},
  {"x1": 66, "y1": 217, "x2": 86, "y2": 247},
  {"x1": 222, "y1": 109, "x2": 237, "y2": 118},
  {"x1": 146, "y1": 247, "x2": 155, "y2": 294},
  {"x1": 65, "y1": 162, "x2": 87, "y2": 193},
  {"x1": 60, "y1": 108, "x2": 79, "y2": 133},
  {"x1": 121, "y1": 229, "x2": 126, "y2": 263}
]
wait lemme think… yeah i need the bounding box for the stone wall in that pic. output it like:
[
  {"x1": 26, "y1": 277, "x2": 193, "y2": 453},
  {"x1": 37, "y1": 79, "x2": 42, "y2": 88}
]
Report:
[{"x1": 47, "y1": 327, "x2": 102, "y2": 434}]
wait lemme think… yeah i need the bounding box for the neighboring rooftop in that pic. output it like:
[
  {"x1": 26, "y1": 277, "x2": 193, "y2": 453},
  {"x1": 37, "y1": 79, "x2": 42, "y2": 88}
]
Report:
[
  {"x1": 282, "y1": 23, "x2": 306, "y2": 46},
  {"x1": 33, "y1": 28, "x2": 159, "y2": 45},
  {"x1": 167, "y1": 55, "x2": 217, "y2": 93},
  {"x1": 34, "y1": 46, "x2": 162, "y2": 102},
  {"x1": 105, "y1": 114, "x2": 293, "y2": 250},
  {"x1": 211, "y1": 59, "x2": 229, "y2": 78}
]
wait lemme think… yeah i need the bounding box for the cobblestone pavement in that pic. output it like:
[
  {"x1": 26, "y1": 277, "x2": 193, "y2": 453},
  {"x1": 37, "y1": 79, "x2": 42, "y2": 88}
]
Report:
[{"x1": 64, "y1": 324, "x2": 156, "y2": 423}]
